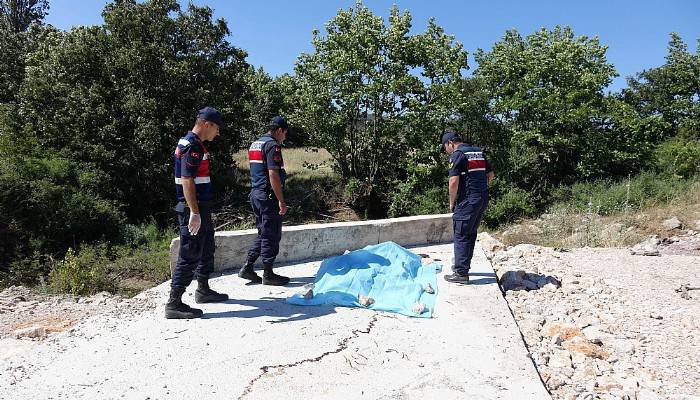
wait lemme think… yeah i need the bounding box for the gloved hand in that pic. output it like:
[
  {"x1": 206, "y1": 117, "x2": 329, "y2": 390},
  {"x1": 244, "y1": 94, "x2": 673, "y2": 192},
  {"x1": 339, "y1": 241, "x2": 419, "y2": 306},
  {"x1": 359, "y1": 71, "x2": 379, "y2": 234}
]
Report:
[{"x1": 188, "y1": 213, "x2": 201, "y2": 235}]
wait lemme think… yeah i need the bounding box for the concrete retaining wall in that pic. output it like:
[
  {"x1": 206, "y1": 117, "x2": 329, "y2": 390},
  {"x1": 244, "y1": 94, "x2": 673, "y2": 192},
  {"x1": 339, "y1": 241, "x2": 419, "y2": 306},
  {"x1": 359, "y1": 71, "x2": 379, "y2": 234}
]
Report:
[{"x1": 169, "y1": 214, "x2": 454, "y2": 273}]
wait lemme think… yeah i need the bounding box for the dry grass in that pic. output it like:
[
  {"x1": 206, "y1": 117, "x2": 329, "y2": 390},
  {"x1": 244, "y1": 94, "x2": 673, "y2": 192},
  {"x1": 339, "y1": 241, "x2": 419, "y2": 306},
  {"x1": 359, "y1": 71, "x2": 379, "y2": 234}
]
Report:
[
  {"x1": 233, "y1": 146, "x2": 336, "y2": 180},
  {"x1": 496, "y1": 180, "x2": 700, "y2": 248}
]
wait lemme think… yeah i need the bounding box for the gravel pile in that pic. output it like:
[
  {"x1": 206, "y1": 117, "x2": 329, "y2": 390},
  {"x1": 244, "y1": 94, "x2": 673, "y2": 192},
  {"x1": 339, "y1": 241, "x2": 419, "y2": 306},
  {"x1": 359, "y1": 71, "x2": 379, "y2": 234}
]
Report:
[{"x1": 480, "y1": 233, "x2": 700, "y2": 400}]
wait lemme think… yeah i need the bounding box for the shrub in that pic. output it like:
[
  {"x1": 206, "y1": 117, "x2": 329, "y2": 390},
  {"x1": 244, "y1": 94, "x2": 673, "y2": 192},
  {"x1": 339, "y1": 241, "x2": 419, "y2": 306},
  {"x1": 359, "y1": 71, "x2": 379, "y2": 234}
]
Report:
[
  {"x1": 48, "y1": 247, "x2": 113, "y2": 295},
  {"x1": 550, "y1": 171, "x2": 698, "y2": 215},
  {"x1": 655, "y1": 137, "x2": 700, "y2": 178},
  {"x1": 483, "y1": 187, "x2": 537, "y2": 227}
]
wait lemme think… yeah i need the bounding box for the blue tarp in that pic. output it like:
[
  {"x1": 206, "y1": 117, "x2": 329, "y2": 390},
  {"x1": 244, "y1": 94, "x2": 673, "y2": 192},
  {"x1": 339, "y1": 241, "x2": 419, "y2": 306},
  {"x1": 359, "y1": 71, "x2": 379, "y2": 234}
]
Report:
[{"x1": 287, "y1": 241, "x2": 440, "y2": 318}]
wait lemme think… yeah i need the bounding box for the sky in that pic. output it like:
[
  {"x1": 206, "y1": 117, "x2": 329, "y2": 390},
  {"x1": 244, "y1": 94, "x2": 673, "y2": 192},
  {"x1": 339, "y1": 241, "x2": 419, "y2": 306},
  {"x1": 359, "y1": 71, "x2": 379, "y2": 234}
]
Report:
[{"x1": 45, "y1": 0, "x2": 700, "y2": 92}]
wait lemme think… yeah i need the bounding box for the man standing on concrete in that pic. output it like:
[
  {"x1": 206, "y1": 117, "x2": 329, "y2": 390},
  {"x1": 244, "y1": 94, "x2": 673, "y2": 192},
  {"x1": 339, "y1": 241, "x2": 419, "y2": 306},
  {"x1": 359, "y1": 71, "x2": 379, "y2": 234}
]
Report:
[
  {"x1": 166, "y1": 107, "x2": 229, "y2": 319},
  {"x1": 439, "y1": 132, "x2": 495, "y2": 284},
  {"x1": 238, "y1": 116, "x2": 290, "y2": 286}
]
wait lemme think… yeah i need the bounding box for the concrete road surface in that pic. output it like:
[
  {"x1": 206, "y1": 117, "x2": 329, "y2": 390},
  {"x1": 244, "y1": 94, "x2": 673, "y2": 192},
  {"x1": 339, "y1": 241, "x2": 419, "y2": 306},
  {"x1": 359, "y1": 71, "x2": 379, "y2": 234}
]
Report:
[{"x1": 0, "y1": 243, "x2": 550, "y2": 400}]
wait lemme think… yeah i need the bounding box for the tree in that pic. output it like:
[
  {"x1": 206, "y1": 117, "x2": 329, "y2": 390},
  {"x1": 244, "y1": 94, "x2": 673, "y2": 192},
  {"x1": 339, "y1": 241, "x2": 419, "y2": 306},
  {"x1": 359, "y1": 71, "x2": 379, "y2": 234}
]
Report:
[
  {"x1": 0, "y1": 0, "x2": 49, "y2": 33},
  {"x1": 622, "y1": 33, "x2": 700, "y2": 141},
  {"x1": 18, "y1": 0, "x2": 250, "y2": 223},
  {"x1": 0, "y1": 0, "x2": 50, "y2": 104},
  {"x1": 473, "y1": 26, "x2": 650, "y2": 194},
  {"x1": 293, "y1": 1, "x2": 467, "y2": 214}
]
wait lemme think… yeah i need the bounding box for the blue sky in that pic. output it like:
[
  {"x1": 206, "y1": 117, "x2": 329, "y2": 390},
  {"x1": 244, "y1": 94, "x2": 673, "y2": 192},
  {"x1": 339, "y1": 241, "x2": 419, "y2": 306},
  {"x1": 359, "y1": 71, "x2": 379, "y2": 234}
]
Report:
[{"x1": 45, "y1": 0, "x2": 700, "y2": 92}]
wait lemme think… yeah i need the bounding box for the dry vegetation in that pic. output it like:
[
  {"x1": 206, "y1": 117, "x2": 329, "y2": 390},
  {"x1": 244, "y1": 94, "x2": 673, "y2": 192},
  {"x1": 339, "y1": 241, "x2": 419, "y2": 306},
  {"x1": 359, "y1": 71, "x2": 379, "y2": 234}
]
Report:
[{"x1": 495, "y1": 181, "x2": 700, "y2": 248}]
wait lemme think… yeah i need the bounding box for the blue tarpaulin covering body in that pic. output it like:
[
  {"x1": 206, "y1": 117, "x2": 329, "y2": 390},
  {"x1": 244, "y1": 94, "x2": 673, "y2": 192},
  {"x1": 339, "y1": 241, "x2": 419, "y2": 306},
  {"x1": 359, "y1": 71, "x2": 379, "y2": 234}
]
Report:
[{"x1": 287, "y1": 242, "x2": 440, "y2": 318}]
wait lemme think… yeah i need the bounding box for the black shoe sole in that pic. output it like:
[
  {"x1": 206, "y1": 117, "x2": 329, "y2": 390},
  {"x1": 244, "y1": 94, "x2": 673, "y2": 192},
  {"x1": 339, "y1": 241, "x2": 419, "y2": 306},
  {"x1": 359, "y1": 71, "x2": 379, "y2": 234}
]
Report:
[
  {"x1": 444, "y1": 275, "x2": 470, "y2": 284},
  {"x1": 164, "y1": 309, "x2": 203, "y2": 319}
]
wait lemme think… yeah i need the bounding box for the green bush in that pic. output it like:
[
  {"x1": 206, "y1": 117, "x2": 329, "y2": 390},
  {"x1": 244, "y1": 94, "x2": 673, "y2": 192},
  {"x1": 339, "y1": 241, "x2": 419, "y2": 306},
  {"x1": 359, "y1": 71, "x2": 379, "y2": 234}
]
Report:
[
  {"x1": 483, "y1": 187, "x2": 537, "y2": 227},
  {"x1": 655, "y1": 137, "x2": 700, "y2": 178},
  {"x1": 550, "y1": 171, "x2": 698, "y2": 215},
  {"x1": 49, "y1": 247, "x2": 113, "y2": 295}
]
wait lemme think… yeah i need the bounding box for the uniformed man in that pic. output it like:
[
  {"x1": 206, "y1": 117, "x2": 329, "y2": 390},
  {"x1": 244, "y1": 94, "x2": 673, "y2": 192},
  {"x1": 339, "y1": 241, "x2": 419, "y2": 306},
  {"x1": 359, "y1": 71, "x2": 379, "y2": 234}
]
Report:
[
  {"x1": 166, "y1": 107, "x2": 229, "y2": 319},
  {"x1": 238, "y1": 116, "x2": 290, "y2": 286},
  {"x1": 440, "y1": 132, "x2": 495, "y2": 284}
]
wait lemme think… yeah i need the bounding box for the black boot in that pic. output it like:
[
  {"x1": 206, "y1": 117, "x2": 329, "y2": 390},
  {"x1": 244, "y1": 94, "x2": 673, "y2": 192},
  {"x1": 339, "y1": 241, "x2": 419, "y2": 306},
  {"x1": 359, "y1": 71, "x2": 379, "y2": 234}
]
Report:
[
  {"x1": 262, "y1": 263, "x2": 289, "y2": 286},
  {"x1": 444, "y1": 273, "x2": 470, "y2": 284},
  {"x1": 165, "y1": 286, "x2": 203, "y2": 319},
  {"x1": 195, "y1": 279, "x2": 229, "y2": 303},
  {"x1": 238, "y1": 258, "x2": 262, "y2": 284}
]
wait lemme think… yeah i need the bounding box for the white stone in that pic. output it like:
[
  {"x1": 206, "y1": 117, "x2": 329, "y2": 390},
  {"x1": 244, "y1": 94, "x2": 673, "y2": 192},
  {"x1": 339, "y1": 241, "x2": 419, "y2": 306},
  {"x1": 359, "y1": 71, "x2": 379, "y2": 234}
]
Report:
[
  {"x1": 581, "y1": 326, "x2": 611, "y2": 344},
  {"x1": 636, "y1": 389, "x2": 663, "y2": 400},
  {"x1": 630, "y1": 236, "x2": 661, "y2": 256},
  {"x1": 549, "y1": 349, "x2": 573, "y2": 369},
  {"x1": 12, "y1": 326, "x2": 46, "y2": 339},
  {"x1": 609, "y1": 339, "x2": 635, "y2": 355},
  {"x1": 662, "y1": 217, "x2": 682, "y2": 230}
]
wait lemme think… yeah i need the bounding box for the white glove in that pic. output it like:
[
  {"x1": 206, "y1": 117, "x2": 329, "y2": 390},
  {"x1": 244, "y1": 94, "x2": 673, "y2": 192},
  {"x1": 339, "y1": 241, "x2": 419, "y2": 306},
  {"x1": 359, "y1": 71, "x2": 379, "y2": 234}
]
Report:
[{"x1": 188, "y1": 213, "x2": 201, "y2": 236}]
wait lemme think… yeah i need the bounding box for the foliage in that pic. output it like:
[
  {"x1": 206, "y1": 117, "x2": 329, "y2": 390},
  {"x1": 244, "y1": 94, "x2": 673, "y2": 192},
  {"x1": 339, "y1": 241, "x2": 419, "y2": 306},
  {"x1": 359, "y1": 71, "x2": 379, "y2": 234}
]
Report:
[
  {"x1": 17, "y1": 0, "x2": 249, "y2": 223},
  {"x1": 48, "y1": 247, "x2": 113, "y2": 295},
  {"x1": 473, "y1": 26, "x2": 655, "y2": 196},
  {"x1": 0, "y1": 154, "x2": 123, "y2": 270},
  {"x1": 0, "y1": 0, "x2": 49, "y2": 33},
  {"x1": 622, "y1": 33, "x2": 700, "y2": 140},
  {"x1": 550, "y1": 171, "x2": 698, "y2": 215},
  {"x1": 483, "y1": 186, "x2": 537, "y2": 227},
  {"x1": 655, "y1": 136, "x2": 700, "y2": 178},
  {"x1": 292, "y1": 1, "x2": 468, "y2": 215}
]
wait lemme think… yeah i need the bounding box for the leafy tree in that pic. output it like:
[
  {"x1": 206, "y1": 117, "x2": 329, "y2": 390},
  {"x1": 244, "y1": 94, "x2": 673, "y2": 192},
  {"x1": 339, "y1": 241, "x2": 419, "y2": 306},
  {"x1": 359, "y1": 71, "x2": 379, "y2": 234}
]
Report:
[
  {"x1": 0, "y1": 0, "x2": 49, "y2": 33},
  {"x1": 0, "y1": 0, "x2": 51, "y2": 104},
  {"x1": 293, "y1": 1, "x2": 467, "y2": 214},
  {"x1": 18, "y1": 0, "x2": 249, "y2": 222},
  {"x1": 622, "y1": 33, "x2": 700, "y2": 140},
  {"x1": 241, "y1": 69, "x2": 306, "y2": 145},
  {"x1": 473, "y1": 26, "x2": 651, "y2": 195}
]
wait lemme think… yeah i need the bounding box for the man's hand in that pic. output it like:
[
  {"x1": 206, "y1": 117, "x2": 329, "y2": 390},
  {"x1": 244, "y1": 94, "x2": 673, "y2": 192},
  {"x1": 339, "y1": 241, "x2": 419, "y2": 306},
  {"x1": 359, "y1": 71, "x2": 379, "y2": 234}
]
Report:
[
  {"x1": 188, "y1": 213, "x2": 201, "y2": 235},
  {"x1": 449, "y1": 203, "x2": 454, "y2": 213},
  {"x1": 278, "y1": 201, "x2": 287, "y2": 216}
]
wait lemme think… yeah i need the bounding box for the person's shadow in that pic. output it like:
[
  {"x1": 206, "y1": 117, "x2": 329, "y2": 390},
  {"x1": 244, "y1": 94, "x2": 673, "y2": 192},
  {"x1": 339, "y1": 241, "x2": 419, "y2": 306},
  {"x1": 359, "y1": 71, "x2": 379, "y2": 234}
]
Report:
[
  {"x1": 204, "y1": 269, "x2": 333, "y2": 323},
  {"x1": 202, "y1": 296, "x2": 338, "y2": 323}
]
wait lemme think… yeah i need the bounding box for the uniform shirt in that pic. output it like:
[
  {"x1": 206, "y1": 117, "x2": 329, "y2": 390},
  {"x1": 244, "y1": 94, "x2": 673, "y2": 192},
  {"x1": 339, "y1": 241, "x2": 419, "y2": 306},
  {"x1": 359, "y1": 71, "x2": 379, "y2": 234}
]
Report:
[
  {"x1": 449, "y1": 144, "x2": 492, "y2": 219},
  {"x1": 248, "y1": 133, "x2": 286, "y2": 191},
  {"x1": 173, "y1": 131, "x2": 213, "y2": 202}
]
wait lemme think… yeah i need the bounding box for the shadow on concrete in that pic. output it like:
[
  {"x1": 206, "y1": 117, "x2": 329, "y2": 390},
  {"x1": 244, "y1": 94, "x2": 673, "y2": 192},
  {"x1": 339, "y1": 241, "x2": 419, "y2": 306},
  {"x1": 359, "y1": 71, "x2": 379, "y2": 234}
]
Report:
[
  {"x1": 468, "y1": 272, "x2": 497, "y2": 285},
  {"x1": 440, "y1": 272, "x2": 497, "y2": 286},
  {"x1": 202, "y1": 297, "x2": 337, "y2": 323}
]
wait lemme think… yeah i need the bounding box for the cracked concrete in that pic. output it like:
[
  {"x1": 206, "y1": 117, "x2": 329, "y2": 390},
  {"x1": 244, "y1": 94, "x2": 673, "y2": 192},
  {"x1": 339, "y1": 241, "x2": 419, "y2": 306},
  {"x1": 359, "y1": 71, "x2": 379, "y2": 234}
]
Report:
[
  {"x1": 240, "y1": 315, "x2": 379, "y2": 399},
  {"x1": 0, "y1": 243, "x2": 550, "y2": 400}
]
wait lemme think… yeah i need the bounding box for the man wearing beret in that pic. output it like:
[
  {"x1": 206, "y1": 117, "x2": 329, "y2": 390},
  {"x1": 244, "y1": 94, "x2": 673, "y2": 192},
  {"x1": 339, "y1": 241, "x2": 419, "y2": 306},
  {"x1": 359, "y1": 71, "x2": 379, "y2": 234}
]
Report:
[
  {"x1": 439, "y1": 132, "x2": 495, "y2": 284},
  {"x1": 166, "y1": 107, "x2": 229, "y2": 319},
  {"x1": 238, "y1": 116, "x2": 290, "y2": 286}
]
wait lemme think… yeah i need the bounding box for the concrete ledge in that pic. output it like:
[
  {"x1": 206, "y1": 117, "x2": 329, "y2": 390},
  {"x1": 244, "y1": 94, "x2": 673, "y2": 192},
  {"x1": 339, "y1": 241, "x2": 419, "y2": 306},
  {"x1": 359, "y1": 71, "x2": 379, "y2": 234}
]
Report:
[{"x1": 169, "y1": 214, "x2": 454, "y2": 273}]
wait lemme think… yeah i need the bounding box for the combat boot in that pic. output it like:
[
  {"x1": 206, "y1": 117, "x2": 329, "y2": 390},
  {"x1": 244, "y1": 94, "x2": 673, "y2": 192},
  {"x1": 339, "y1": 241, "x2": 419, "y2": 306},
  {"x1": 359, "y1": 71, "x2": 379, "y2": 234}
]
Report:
[
  {"x1": 195, "y1": 279, "x2": 229, "y2": 303},
  {"x1": 238, "y1": 258, "x2": 262, "y2": 284},
  {"x1": 165, "y1": 286, "x2": 203, "y2": 319},
  {"x1": 444, "y1": 273, "x2": 470, "y2": 284},
  {"x1": 262, "y1": 264, "x2": 290, "y2": 286}
]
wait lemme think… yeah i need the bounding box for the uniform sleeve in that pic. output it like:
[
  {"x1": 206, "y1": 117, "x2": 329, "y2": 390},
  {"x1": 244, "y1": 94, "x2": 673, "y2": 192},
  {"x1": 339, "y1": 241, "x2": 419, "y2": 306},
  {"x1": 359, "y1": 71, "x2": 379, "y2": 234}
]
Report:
[
  {"x1": 485, "y1": 158, "x2": 493, "y2": 174},
  {"x1": 265, "y1": 142, "x2": 283, "y2": 170},
  {"x1": 448, "y1": 152, "x2": 465, "y2": 177},
  {"x1": 180, "y1": 142, "x2": 204, "y2": 177}
]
